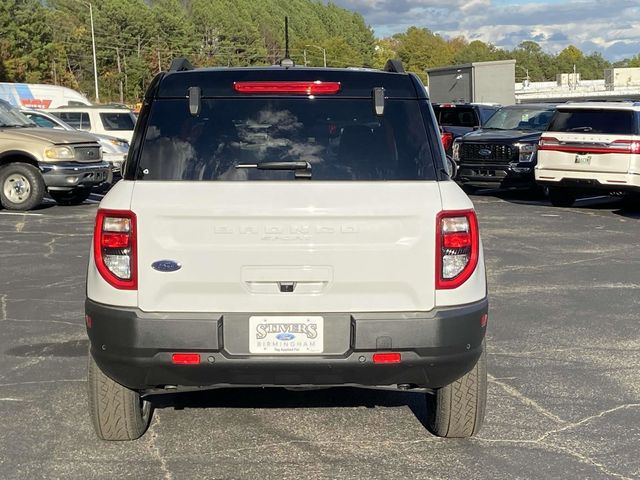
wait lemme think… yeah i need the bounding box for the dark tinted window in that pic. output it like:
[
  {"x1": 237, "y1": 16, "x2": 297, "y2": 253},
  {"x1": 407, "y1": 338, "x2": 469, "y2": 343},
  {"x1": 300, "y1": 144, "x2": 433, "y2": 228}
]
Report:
[
  {"x1": 549, "y1": 109, "x2": 637, "y2": 135},
  {"x1": 54, "y1": 112, "x2": 91, "y2": 130},
  {"x1": 433, "y1": 106, "x2": 478, "y2": 127},
  {"x1": 100, "y1": 112, "x2": 135, "y2": 131},
  {"x1": 137, "y1": 99, "x2": 437, "y2": 181}
]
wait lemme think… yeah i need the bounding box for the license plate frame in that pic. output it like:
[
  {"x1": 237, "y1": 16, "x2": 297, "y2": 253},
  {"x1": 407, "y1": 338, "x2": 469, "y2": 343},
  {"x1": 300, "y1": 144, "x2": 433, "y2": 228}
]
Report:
[
  {"x1": 249, "y1": 316, "x2": 324, "y2": 354},
  {"x1": 575, "y1": 154, "x2": 591, "y2": 165}
]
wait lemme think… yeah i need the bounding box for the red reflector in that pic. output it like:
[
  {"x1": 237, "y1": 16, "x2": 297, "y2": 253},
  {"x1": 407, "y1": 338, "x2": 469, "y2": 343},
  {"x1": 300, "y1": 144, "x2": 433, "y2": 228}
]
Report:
[
  {"x1": 480, "y1": 313, "x2": 488, "y2": 328},
  {"x1": 101, "y1": 232, "x2": 129, "y2": 248},
  {"x1": 233, "y1": 81, "x2": 341, "y2": 95},
  {"x1": 443, "y1": 232, "x2": 471, "y2": 248},
  {"x1": 172, "y1": 353, "x2": 200, "y2": 365},
  {"x1": 372, "y1": 352, "x2": 401, "y2": 364},
  {"x1": 85, "y1": 315, "x2": 92, "y2": 329}
]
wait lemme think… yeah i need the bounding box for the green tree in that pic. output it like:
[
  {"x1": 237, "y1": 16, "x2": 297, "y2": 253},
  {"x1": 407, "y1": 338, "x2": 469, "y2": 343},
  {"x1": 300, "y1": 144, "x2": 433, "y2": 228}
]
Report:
[
  {"x1": 0, "y1": 0, "x2": 56, "y2": 83},
  {"x1": 395, "y1": 27, "x2": 454, "y2": 81}
]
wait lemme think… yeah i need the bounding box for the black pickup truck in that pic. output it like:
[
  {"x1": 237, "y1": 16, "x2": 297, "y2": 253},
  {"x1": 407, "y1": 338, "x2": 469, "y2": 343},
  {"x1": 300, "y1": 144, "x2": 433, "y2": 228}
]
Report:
[
  {"x1": 432, "y1": 103, "x2": 500, "y2": 154},
  {"x1": 452, "y1": 103, "x2": 556, "y2": 189}
]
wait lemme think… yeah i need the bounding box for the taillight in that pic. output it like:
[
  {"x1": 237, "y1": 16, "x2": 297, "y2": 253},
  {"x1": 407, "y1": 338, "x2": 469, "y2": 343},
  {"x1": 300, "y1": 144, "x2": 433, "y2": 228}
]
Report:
[
  {"x1": 436, "y1": 210, "x2": 479, "y2": 289},
  {"x1": 233, "y1": 81, "x2": 341, "y2": 95},
  {"x1": 94, "y1": 209, "x2": 137, "y2": 290},
  {"x1": 612, "y1": 139, "x2": 640, "y2": 154},
  {"x1": 441, "y1": 131, "x2": 454, "y2": 151}
]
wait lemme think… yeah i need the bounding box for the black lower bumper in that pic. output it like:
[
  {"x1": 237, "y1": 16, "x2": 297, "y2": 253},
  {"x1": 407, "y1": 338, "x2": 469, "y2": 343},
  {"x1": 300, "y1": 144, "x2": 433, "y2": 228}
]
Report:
[
  {"x1": 457, "y1": 163, "x2": 535, "y2": 188},
  {"x1": 85, "y1": 298, "x2": 488, "y2": 392}
]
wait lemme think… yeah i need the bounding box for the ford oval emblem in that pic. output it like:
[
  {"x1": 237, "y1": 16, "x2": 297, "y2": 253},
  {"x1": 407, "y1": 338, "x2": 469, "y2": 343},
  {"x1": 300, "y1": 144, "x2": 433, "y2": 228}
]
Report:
[
  {"x1": 478, "y1": 148, "x2": 492, "y2": 157},
  {"x1": 276, "y1": 333, "x2": 295, "y2": 341},
  {"x1": 151, "y1": 260, "x2": 182, "y2": 272}
]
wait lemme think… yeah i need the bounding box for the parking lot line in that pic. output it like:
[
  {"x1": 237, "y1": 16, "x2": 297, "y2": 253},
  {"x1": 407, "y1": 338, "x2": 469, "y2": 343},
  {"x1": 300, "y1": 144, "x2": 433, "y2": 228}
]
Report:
[{"x1": 0, "y1": 212, "x2": 43, "y2": 216}]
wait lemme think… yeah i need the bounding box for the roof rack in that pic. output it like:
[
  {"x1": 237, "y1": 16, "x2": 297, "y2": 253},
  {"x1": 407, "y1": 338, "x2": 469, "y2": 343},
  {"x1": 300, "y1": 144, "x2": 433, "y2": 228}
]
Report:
[
  {"x1": 169, "y1": 58, "x2": 194, "y2": 72},
  {"x1": 383, "y1": 59, "x2": 405, "y2": 74}
]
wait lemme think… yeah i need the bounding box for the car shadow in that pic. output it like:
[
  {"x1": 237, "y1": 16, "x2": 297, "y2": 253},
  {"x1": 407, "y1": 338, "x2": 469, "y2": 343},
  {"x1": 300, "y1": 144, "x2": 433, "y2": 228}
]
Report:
[
  {"x1": 147, "y1": 386, "x2": 432, "y2": 429},
  {"x1": 470, "y1": 188, "x2": 633, "y2": 211}
]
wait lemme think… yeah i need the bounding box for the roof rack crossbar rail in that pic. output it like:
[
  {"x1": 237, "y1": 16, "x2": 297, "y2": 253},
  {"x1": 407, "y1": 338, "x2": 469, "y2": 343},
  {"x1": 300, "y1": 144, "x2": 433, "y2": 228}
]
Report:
[
  {"x1": 383, "y1": 59, "x2": 405, "y2": 74},
  {"x1": 169, "y1": 57, "x2": 194, "y2": 72}
]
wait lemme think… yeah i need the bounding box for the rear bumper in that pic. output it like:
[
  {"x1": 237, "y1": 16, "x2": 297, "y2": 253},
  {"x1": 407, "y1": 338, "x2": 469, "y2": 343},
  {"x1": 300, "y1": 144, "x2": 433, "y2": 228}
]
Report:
[
  {"x1": 535, "y1": 168, "x2": 640, "y2": 192},
  {"x1": 86, "y1": 298, "x2": 488, "y2": 392},
  {"x1": 40, "y1": 161, "x2": 112, "y2": 190}
]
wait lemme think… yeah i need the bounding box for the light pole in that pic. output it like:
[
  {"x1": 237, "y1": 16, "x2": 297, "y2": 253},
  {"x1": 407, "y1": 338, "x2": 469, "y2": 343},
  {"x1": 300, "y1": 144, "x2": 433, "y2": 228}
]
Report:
[
  {"x1": 304, "y1": 44, "x2": 326, "y2": 67},
  {"x1": 88, "y1": 2, "x2": 99, "y2": 102},
  {"x1": 76, "y1": 1, "x2": 100, "y2": 102}
]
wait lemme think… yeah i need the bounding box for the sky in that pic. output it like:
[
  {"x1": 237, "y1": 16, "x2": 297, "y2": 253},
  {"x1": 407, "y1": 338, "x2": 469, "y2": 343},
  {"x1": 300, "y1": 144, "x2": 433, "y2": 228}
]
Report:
[{"x1": 330, "y1": 0, "x2": 640, "y2": 60}]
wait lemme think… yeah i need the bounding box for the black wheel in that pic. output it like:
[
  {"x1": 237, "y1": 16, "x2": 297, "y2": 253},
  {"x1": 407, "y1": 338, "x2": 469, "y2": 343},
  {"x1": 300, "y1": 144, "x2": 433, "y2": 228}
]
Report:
[
  {"x1": 547, "y1": 187, "x2": 575, "y2": 207},
  {"x1": 88, "y1": 352, "x2": 153, "y2": 441},
  {"x1": 425, "y1": 341, "x2": 487, "y2": 438},
  {"x1": 49, "y1": 188, "x2": 92, "y2": 206},
  {"x1": 0, "y1": 162, "x2": 45, "y2": 211}
]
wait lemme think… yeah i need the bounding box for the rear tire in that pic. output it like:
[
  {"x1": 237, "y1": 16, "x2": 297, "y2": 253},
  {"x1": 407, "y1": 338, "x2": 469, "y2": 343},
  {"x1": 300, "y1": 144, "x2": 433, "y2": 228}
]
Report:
[
  {"x1": 547, "y1": 187, "x2": 575, "y2": 207},
  {"x1": 88, "y1": 352, "x2": 152, "y2": 441},
  {"x1": 425, "y1": 341, "x2": 487, "y2": 438},
  {"x1": 0, "y1": 162, "x2": 45, "y2": 211},
  {"x1": 49, "y1": 188, "x2": 92, "y2": 206}
]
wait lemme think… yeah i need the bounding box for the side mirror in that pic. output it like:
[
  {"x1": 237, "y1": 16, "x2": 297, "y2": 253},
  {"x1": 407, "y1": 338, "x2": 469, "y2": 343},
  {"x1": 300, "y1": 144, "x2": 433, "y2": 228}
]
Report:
[{"x1": 445, "y1": 155, "x2": 458, "y2": 179}]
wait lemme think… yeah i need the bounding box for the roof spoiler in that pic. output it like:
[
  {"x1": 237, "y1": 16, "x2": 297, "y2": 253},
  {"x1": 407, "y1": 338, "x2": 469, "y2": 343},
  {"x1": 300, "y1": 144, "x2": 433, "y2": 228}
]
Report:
[
  {"x1": 384, "y1": 59, "x2": 405, "y2": 74},
  {"x1": 169, "y1": 57, "x2": 194, "y2": 72}
]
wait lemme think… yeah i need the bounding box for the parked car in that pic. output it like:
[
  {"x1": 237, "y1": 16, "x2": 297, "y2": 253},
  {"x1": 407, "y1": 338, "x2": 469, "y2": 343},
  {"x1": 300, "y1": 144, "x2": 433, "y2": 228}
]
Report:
[
  {"x1": 85, "y1": 59, "x2": 488, "y2": 441},
  {"x1": 432, "y1": 103, "x2": 500, "y2": 155},
  {"x1": 452, "y1": 103, "x2": 557, "y2": 190},
  {"x1": 48, "y1": 105, "x2": 137, "y2": 143},
  {"x1": 22, "y1": 108, "x2": 129, "y2": 174},
  {"x1": 536, "y1": 101, "x2": 640, "y2": 207},
  {"x1": 0, "y1": 100, "x2": 110, "y2": 210}
]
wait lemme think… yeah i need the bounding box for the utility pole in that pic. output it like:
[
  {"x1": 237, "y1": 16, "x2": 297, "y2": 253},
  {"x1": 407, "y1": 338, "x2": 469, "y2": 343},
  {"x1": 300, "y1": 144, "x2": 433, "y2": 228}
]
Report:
[
  {"x1": 303, "y1": 50, "x2": 307, "y2": 67},
  {"x1": 116, "y1": 47, "x2": 123, "y2": 104},
  {"x1": 88, "y1": 2, "x2": 99, "y2": 102}
]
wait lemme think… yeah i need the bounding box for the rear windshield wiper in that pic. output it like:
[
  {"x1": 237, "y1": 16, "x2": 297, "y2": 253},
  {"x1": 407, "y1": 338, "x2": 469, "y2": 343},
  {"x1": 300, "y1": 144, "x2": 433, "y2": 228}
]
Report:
[{"x1": 236, "y1": 161, "x2": 312, "y2": 179}]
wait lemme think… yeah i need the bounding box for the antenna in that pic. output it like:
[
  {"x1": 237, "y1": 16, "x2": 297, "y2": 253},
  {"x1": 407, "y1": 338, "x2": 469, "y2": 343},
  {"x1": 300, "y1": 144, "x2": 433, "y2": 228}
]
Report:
[
  {"x1": 280, "y1": 17, "x2": 294, "y2": 67},
  {"x1": 284, "y1": 17, "x2": 290, "y2": 59}
]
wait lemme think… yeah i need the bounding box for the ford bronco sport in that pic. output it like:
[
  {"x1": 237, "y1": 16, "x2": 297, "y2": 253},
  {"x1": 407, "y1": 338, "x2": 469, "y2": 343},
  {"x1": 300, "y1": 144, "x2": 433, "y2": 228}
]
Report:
[{"x1": 86, "y1": 59, "x2": 488, "y2": 441}]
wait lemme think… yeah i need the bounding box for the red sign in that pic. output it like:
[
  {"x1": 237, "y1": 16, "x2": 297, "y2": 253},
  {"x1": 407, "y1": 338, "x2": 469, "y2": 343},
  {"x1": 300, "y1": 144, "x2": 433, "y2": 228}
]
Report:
[{"x1": 20, "y1": 98, "x2": 52, "y2": 109}]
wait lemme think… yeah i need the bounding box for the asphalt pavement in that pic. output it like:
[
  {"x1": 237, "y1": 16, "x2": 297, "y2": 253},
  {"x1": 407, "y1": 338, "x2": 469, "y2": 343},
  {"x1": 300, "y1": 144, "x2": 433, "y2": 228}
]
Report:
[{"x1": 0, "y1": 191, "x2": 638, "y2": 480}]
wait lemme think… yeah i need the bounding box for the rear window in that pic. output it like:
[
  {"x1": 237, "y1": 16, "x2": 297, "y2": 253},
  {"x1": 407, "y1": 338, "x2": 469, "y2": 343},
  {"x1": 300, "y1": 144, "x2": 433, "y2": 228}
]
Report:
[
  {"x1": 136, "y1": 99, "x2": 437, "y2": 181},
  {"x1": 433, "y1": 106, "x2": 478, "y2": 127},
  {"x1": 548, "y1": 109, "x2": 638, "y2": 135},
  {"x1": 54, "y1": 112, "x2": 91, "y2": 130},
  {"x1": 100, "y1": 112, "x2": 136, "y2": 131}
]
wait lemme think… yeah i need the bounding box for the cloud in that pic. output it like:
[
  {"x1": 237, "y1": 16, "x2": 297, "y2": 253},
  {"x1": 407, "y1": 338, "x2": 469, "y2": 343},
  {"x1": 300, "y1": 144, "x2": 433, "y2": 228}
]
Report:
[{"x1": 330, "y1": 0, "x2": 640, "y2": 60}]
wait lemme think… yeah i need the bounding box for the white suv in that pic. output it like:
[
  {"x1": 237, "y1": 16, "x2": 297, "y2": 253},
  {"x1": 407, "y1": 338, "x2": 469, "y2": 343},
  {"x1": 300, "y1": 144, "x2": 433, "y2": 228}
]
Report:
[
  {"x1": 85, "y1": 59, "x2": 488, "y2": 440},
  {"x1": 536, "y1": 101, "x2": 640, "y2": 207},
  {"x1": 49, "y1": 105, "x2": 137, "y2": 143}
]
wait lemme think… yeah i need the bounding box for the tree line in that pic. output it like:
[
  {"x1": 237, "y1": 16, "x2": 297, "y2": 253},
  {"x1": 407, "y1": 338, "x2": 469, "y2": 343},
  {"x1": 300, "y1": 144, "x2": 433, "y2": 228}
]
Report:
[{"x1": 1, "y1": 0, "x2": 639, "y2": 103}]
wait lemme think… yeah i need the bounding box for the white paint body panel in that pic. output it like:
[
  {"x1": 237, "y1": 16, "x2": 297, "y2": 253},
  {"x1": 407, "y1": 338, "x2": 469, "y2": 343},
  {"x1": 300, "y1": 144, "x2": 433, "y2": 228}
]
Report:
[{"x1": 88, "y1": 179, "x2": 487, "y2": 312}]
